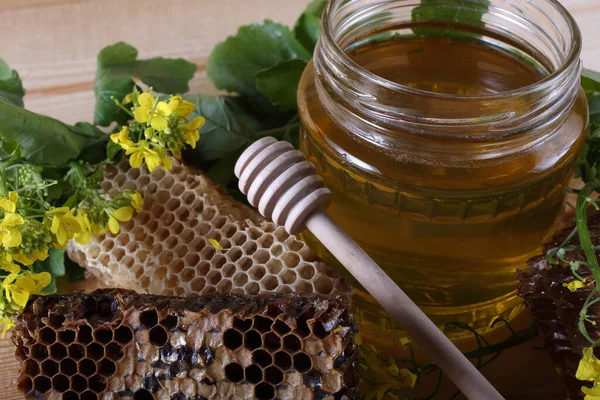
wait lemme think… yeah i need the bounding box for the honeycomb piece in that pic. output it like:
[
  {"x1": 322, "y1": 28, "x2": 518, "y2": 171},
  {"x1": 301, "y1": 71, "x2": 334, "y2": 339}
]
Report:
[
  {"x1": 517, "y1": 215, "x2": 600, "y2": 399},
  {"x1": 67, "y1": 160, "x2": 352, "y2": 299},
  {"x1": 13, "y1": 289, "x2": 357, "y2": 400}
]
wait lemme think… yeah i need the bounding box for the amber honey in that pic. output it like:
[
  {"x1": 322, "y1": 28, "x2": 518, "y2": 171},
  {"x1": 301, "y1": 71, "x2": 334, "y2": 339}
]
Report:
[{"x1": 298, "y1": 17, "x2": 587, "y2": 342}]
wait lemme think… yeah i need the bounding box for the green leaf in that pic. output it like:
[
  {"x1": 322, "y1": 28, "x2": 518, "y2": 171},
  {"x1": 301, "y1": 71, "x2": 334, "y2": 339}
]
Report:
[
  {"x1": 183, "y1": 95, "x2": 267, "y2": 163},
  {"x1": 294, "y1": 0, "x2": 328, "y2": 52},
  {"x1": 412, "y1": 0, "x2": 490, "y2": 38},
  {"x1": 206, "y1": 21, "x2": 311, "y2": 113},
  {"x1": 65, "y1": 257, "x2": 86, "y2": 282},
  {"x1": 256, "y1": 60, "x2": 308, "y2": 109},
  {"x1": 0, "y1": 100, "x2": 106, "y2": 166},
  {"x1": 0, "y1": 58, "x2": 26, "y2": 107},
  {"x1": 582, "y1": 68, "x2": 600, "y2": 99},
  {"x1": 33, "y1": 248, "x2": 66, "y2": 294},
  {"x1": 94, "y1": 42, "x2": 197, "y2": 126}
]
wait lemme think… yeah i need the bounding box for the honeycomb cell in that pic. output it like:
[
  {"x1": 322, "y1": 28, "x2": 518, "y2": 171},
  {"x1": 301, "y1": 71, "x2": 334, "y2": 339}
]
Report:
[
  {"x1": 79, "y1": 359, "x2": 96, "y2": 377},
  {"x1": 17, "y1": 375, "x2": 32, "y2": 393},
  {"x1": 252, "y1": 349, "x2": 273, "y2": 368},
  {"x1": 88, "y1": 375, "x2": 107, "y2": 393},
  {"x1": 223, "y1": 329, "x2": 243, "y2": 350},
  {"x1": 68, "y1": 344, "x2": 85, "y2": 361},
  {"x1": 265, "y1": 366, "x2": 284, "y2": 385},
  {"x1": 78, "y1": 325, "x2": 93, "y2": 345},
  {"x1": 270, "y1": 244, "x2": 283, "y2": 257},
  {"x1": 94, "y1": 328, "x2": 113, "y2": 344},
  {"x1": 50, "y1": 343, "x2": 68, "y2": 360},
  {"x1": 60, "y1": 359, "x2": 77, "y2": 376},
  {"x1": 98, "y1": 359, "x2": 116, "y2": 377},
  {"x1": 293, "y1": 353, "x2": 312, "y2": 373},
  {"x1": 283, "y1": 334, "x2": 302, "y2": 353},
  {"x1": 63, "y1": 390, "x2": 79, "y2": 400},
  {"x1": 134, "y1": 388, "x2": 155, "y2": 400},
  {"x1": 244, "y1": 330, "x2": 262, "y2": 350},
  {"x1": 97, "y1": 297, "x2": 117, "y2": 317},
  {"x1": 48, "y1": 313, "x2": 66, "y2": 329},
  {"x1": 41, "y1": 359, "x2": 59, "y2": 376},
  {"x1": 273, "y1": 320, "x2": 291, "y2": 336},
  {"x1": 31, "y1": 344, "x2": 48, "y2": 361},
  {"x1": 299, "y1": 264, "x2": 316, "y2": 279},
  {"x1": 52, "y1": 374, "x2": 70, "y2": 393},
  {"x1": 33, "y1": 375, "x2": 52, "y2": 393},
  {"x1": 245, "y1": 364, "x2": 262, "y2": 384},
  {"x1": 233, "y1": 317, "x2": 252, "y2": 332},
  {"x1": 24, "y1": 359, "x2": 40, "y2": 376},
  {"x1": 86, "y1": 343, "x2": 104, "y2": 361},
  {"x1": 105, "y1": 342, "x2": 124, "y2": 361},
  {"x1": 314, "y1": 276, "x2": 334, "y2": 295},
  {"x1": 255, "y1": 382, "x2": 275, "y2": 400},
  {"x1": 274, "y1": 351, "x2": 292, "y2": 370},
  {"x1": 281, "y1": 270, "x2": 297, "y2": 285},
  {"x1": 261, "y1": 275, "x2": 278, "y2": 291},
  {"x1": 114, "y1": 325, "x2": 133, "y2": 344},
  {"x1": 263, "y1": 332, "x2": 281, "y2": 351},
  {"x1": 39, "y1": 326, "x2": 56, "y2": 345},
  {"x1": 71, "y1": 374, "x2": 87, "y2": 392},
  {"x1": 312, "y1": 322, "x2": 330, "y2": 339},
  {"x1": 225, "y1": 362, "x2": 244, "y2": 383},
  {"x1": 58, "y1": 330, "x2": 76, "y2": 344},
  {"x1": 81, "y1": 390, "x2": 98, "y2": 400},
  {"x1": 161, "y1": 315, "x2": 178, "y2": 331},
  {"x1": 140, "y1": 309, "x2": 159, "y2": 328},
  {"x1": 253, "y1": 316, "x2": 273, "y2": 333},
  {"x1": 295, "y1": 318, "x2": 311, "y2": 338},
  {"x1": 149, "y1": 325, "x2": 168, "y2": 347}
]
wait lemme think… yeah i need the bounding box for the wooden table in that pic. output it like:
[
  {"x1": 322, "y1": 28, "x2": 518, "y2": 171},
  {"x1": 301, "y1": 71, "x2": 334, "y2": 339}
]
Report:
[{"x1": 1, "y1": 0, "x2": 599, "y2": 398}]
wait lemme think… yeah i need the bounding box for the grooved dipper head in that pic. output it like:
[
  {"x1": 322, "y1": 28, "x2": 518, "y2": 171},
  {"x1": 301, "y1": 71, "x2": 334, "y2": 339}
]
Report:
[{"x1": 235, "y1": 137, "x2": 331, "y2": 234}]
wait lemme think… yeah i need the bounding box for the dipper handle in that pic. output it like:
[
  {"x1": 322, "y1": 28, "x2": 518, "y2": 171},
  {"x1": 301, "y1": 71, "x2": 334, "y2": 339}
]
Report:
[{"x1": 235, "y1": 137, "x2": 504, "y2": 400}]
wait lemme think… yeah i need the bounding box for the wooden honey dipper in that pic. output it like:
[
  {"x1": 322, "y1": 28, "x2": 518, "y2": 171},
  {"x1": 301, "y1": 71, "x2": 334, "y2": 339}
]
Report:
[{"x1": 235, "y1": 137, "x2": 504, "y2": 400}]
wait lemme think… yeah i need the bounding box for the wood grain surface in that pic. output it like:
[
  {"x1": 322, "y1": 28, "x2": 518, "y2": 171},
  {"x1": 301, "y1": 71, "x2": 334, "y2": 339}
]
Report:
[{"x1": 1, "y1": 0, "x2": 599, "y2": 398}]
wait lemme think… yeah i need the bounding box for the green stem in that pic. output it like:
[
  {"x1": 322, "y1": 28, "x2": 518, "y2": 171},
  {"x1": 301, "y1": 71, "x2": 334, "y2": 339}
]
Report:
[{"x1": 576, "y1": 182, "x2": 600, "y2": 286}]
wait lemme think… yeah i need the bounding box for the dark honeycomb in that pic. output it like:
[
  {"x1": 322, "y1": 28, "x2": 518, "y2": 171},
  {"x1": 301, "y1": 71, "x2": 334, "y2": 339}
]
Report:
[
  {"x1": 517, "y1": 214, "x2": 600, "y2": 399},
  {"x1": 13, "y1": 289, "x2": 357, "y2": 399}
]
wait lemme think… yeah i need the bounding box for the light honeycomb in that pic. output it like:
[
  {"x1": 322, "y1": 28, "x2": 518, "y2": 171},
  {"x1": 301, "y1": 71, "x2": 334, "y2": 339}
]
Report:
[
  {"x1": 13, "y1": 289, "x2": 357, "y2": 400},
  {"x1": 67, "y1": 160, "x2": 352, "y2": 299}
]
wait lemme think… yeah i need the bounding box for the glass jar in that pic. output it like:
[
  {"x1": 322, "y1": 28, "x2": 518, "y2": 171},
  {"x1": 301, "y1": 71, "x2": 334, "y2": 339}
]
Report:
[{"x1": 297, "y1": 0, "x2": 588, "y2": 342}]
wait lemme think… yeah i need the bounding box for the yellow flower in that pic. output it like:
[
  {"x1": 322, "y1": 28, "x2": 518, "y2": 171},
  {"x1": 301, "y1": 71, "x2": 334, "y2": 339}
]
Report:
[
  {"x1": 11, "y1": 248, "x2": 48, "y2": 266},
  {"x1": 134, "y1": 92, "x2": 172, "y2": 131},
  {"x1": 583, "y1": 385, "x2": 600, "y2": 400},
  {"x1": 128, "y1": 192, "x2": 144, "y2": 212},
  {"x1": 2, "y1": 272, "x2": 51, "y2": 309},
  {"x1": 107, "y1": 207, "x2": 134, "y2": 234},
  {"x1": 209, "y1": 238, "x2": 224, "y2": 251},
  {"x1": 0, "y1": 213, "x2": 24, "y2": 248},
  {"x1": 47, "y1": 207, "x2": 81, "y2": 246},
  {"x1": 0, "y1": 316, "x2": 14, "y2": 338},
  {"x1": 169, "y1": 95, "x2": 196, "y2": 117},
  {"x1": 358, "y1": 343, "x2": 416, "y2": 400},
  {"x1": 577, "y1": 347, "x2": 600, "y2": 382},
  {"x1": 74, "y1": 213, "x2": 93, "y2": 245},
  {"x1": 127, "y1": 141, "x2": 172, "y2": 172},
  {"x1": 0, "y1": 253, "x2": 19, "y2": 274},
  {"x1": 183, "y1": 116, "x2": 205, "y2": 149},
  {"x1": 0, "y1": 192, "x2": 18, "y2": 213},
  {"x1": 110, "y1": 126, "x2": 135, "y2": 152},
  {"x1": 564, "y1": 280, "x2": 587, "y2": 292}
]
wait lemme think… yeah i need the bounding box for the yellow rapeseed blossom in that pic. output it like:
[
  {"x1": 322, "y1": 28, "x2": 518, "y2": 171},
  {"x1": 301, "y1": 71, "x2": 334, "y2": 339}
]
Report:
[
  {"x1": 169, "y1": 95, "x2": 196, "y2": 117},
  {"x1": 110, "y1": 126, "x2": 135, "y2": 152},
  {"x1": 47, "y1": 207, "x2": 82, "y2": 247},
  {"x1": 0, "y1": 192, "x2": 18, "y2": 213},
  {"x1": 107, "y1": 207, "x2": 134, "y2": 234},
  {"x1": 74, "y1": 212, "x2": 94, "y2": 245},
  {"x1": 583, "y1": 385, "x2": 600, "y2": 400},
  {"x1": 184, "y1": 116, "x2": 205, "y2": 149},
  {"x1": 126, "y1": 140, "x2": 172, "y2": 172},
  {"x1": 12, "y1": 248, "x2": 49, "y2": 266},
  {"x1": 0, "y1": 213, "x2": 24, "y2": 248},
  {"x1": 209, "y1": 238, "x2": 224, "y2": 251},
  {"x1": 0, "y1": 253, "x2": 19, "y2": 274},
  {"x1": 134, "y1": 92, "x2": 173, "y2": 131},
  {"x1": 2, "y1": 271, "x2": 51, "y2": 309},
  {"x1": 128, "y1": 191, "x2": 144, "y2": 213},
  {"x1": 564, "y1": 280, "x2": 587, "y2": 292},
  {"x1": 0, "y1": 316, "x2": 14, "y2": 338}
]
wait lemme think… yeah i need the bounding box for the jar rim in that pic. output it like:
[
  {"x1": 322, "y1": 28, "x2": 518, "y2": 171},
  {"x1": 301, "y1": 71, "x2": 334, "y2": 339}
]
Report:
[{"x1": 320, "y1": 0, "x2": 582, "y2": 101}]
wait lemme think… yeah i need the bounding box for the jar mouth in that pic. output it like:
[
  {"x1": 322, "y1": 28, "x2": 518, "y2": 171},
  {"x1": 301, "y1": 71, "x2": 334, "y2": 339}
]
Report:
[{"x1": 320, "y1": 0, "x2": 582, "y2": 101}]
